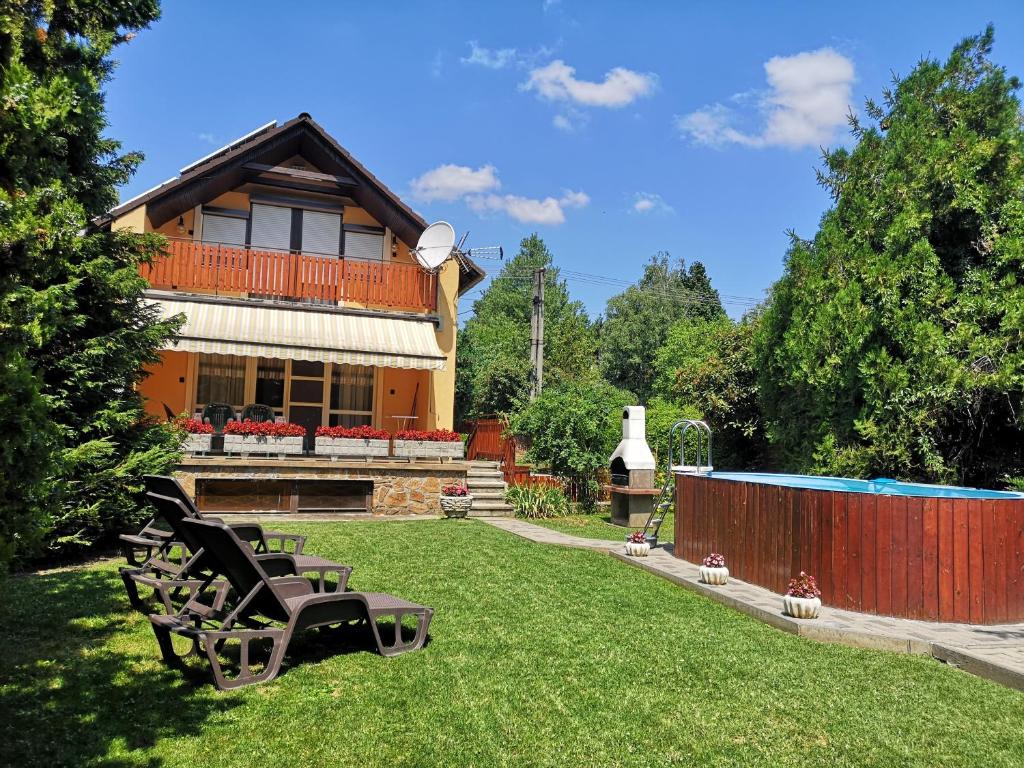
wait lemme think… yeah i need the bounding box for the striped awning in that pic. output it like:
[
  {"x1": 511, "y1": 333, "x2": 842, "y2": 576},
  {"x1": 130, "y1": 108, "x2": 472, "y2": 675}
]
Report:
[{"x1": 152, "y1": 298, "x2": 446, "y2": 370}]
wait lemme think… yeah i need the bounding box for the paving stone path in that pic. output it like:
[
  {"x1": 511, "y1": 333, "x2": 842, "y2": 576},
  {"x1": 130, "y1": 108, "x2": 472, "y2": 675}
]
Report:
[{"x1": 482, "y1": 517, "x2": 1024, "y2": 691}]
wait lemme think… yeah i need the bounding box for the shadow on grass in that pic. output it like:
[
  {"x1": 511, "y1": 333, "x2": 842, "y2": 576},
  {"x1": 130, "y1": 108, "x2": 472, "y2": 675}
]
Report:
[{"x1": 0, "y1": 566, "x2": 238, "y2": 768}]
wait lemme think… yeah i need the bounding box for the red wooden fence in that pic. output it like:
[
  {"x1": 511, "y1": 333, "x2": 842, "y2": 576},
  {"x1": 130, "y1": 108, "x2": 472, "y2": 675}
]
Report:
[
  {"x1": 674, "y1": 473, "x2": 1024, "y2": 624},
  {"x1": 140, "y1": 239, "x2": 437, "y2": 312}
]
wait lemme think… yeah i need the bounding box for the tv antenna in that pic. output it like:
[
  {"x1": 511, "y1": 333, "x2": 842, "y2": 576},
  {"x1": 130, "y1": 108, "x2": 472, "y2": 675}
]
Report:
[{"x1": 412, "y1": 221, "x2": 503, "y2": 273}]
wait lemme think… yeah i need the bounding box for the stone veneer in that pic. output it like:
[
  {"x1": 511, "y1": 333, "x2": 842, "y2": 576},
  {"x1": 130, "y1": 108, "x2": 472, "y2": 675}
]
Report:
[{"x1": 175, "y1": 457, "x2": 469, "y2": 516}]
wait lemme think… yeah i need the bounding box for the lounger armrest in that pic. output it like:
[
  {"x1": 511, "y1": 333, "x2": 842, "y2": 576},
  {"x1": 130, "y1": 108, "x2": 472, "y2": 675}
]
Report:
[
  {"x1": 259, "y1": 532, "x2": 306, "y2": 556},
  {"x1": 270, "y1": 575, "x2": 315, "y2": 600},
  {"x1": 229, "y1": 525, "x2": 267, "y2": 550},
  {"x1": 254, "y1": 552, "x2": 299, "y2": 577}
]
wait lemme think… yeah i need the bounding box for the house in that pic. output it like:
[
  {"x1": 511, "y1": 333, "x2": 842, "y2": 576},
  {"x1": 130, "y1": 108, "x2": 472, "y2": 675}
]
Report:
[{"x1": 97, "y1": 114, "x2": 491, "y2": 515}]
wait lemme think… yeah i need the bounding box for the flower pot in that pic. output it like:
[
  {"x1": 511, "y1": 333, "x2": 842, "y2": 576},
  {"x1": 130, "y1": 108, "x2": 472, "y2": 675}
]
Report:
[
  {"x1": 182, "y1": 433, "x2": 212, "y2": 454},
  {"x1": 393, "y1": 440, "x2": 464, "y2": 459},
  {"x1": 783, "y1": 595, "x2": 821, "y2": 619},
  {"x1": 624, "y1": 541, "x2": 650, "y2": 557},
  {"x1": 698, "y1": 565, "x2": 729, "y2": 585},
  {"x1": 223, "y1": 434, "x2": 304, "y2": 455},
  {"x1": 314, "y1": 436, "x2": 389, "y2": 458},
  {"x1": 440, "y1": 494, "x2": 473, "y2": 518}
]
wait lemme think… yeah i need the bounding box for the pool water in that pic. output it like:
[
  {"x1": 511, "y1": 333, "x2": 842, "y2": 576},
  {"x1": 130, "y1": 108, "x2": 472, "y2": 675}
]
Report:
[{"x1": 699, "y1": 472, "x2": 1024, "y2": 500}]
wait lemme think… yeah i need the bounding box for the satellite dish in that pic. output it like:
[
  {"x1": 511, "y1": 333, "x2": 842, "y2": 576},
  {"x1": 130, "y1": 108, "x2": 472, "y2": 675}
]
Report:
[{"x1": 413, "y1": 221, "x2": 456, "y2": 271}]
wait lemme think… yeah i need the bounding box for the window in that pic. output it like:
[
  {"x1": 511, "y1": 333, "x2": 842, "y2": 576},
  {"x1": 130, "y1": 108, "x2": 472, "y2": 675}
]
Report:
[
  {"x1": 249, "y1": 203, "x2": 292, "y2": 251},
  {"x1": 344, "y1": 231, "x2": 384, "y2": 262},
  {"x1": 301, "y1": 210, "x2": 341, "y2": 256},
  {"x1": 201, "y1": 213, "x2": 247, "y2": 246},
  {"x1": 196, "y1": 354, "x2": 246, "y2": 411},
  {"x1": 330, "y1": 364, "x2": 373, "y2": 427},
  {"x1": 255, "y1": 358, "x2": 285, "y2": 412}
]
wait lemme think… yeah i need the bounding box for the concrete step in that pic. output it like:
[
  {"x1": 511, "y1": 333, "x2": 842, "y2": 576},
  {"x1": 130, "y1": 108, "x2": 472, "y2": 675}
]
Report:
[
  {"x1": 466, "y1": 479, "x2": 506, "y2": 489},
  {"x1": 469, "y1": 490, "x2": 507, "y2": 502},
  {"x1": 467, "y1": 468, "x2": 503, "y2": 478},
  {"x1": 472, "y1": 499, "x2": 514, "y2": 511},
  {"x1": 468, "y1": 508, "x2": 514, "y2": 518},
  {"x1": 469, "y1": 460, "x2": 500, "y2": 468}
]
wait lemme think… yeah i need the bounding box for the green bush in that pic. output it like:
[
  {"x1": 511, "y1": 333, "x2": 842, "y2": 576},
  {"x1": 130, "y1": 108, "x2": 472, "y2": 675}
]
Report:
[{"x1": 505, "y1": 484, "x2": 571, "y2": 519}]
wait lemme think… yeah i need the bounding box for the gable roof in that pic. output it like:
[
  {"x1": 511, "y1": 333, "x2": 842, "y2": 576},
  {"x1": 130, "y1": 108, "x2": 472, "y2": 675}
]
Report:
[{"x1": 97, "y1": 113, "x2": 485, "y2": 294}]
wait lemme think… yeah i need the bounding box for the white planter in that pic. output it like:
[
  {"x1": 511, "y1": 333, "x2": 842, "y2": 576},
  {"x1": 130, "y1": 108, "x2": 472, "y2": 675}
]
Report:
[
  {"x1": 182, "y1": 433, "x2": 212, "y2": 454},
  {"x1": 223, "y1": 434, "x2": 304, "y2": 455},
  {"x1": 699, "y1": 565, "x2": 729, "y2": 585},
  {"x1": 624, "y1": 541, "x2": 650, "y2": 557},
  {"x1": 314, "y1": 436, "x2": 389, "y2": 458},
  {"x1": 783, "y1": 595, "x2": 821, "y2": 619},
  {"x1": 440, "y1": 495, "x2": 473, "y2": 518},
  {"x1": 393, "y1": 440, "x2": 464, "y2": 459}
]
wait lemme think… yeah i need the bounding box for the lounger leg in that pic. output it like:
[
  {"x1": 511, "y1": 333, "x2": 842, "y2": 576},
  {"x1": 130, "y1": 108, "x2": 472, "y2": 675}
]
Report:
[
  {"x1": 367, "y1": 607, "x2": 433, "y2": 657},
  {"x1": 200, "y1": 628, "x2": 290, "y2": 691},
  {"x1": 151, "y1": 621, "x2": 200, "y2": 666}
]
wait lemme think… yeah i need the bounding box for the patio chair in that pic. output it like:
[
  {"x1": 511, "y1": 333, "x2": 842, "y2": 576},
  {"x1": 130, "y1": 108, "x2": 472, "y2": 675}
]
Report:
[
  {"x1": 121, "y1": 483, "x2": 351, "y2": 614},
  {"x1": 150, "y1": 515, "x2": 433, "y2": 690},
  {"x1": 201, "y1": 402, "x2": 236, "y2": 433},
  {"x1": 241, "y1": 403, "x2": 276, "y2": 423}
]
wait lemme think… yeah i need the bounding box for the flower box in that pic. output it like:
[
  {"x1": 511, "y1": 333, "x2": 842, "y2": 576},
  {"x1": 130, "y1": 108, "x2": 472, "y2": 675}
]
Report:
[
  {"x1": 698, "y1": 565, "x2": 729, "y2": 585},
  {"x1": 315, "y1": 436, "x2": 390, "y2": 458},
  {"x1": 440, "y1": 494, "x2": 474, "y2": 518},
  {"x1": 393, "y1": 440, "x2": 465, "y2": 459},
  {"x1": 783, "y1": 595, "x2": 821, "y2": 619},
  {"x1": 624, "y1": 540, "x2": 650, "y2": 557},
  {"x1": 223, "y1": 434, "x2": 304, "y2": 455},
  {"x1": 182, "y1": 433, "x2": 213, "y2": 454}
]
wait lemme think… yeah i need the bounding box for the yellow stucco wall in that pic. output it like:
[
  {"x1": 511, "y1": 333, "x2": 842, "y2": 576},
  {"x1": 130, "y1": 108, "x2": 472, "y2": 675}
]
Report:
[{"x1": 428, "y1": 259, "x2": 459, "y2": 431}]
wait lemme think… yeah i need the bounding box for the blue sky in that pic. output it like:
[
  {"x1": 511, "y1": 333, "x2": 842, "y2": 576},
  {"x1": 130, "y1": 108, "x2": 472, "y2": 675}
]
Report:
[{"x1": 107, "y1": 1, "x2": 1024, "y2": 319}]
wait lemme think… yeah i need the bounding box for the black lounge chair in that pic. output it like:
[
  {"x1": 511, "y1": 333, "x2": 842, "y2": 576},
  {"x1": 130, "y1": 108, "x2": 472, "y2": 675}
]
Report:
[
  {"x1": 150, "y1": 514, "x2": 433, "y2": 690},
  {"x1": 121, "y1": 482, "x2": 351, "y2": 614},
  {"x1": 119, "y1": 474, "x2": 305, "y2": 571}
]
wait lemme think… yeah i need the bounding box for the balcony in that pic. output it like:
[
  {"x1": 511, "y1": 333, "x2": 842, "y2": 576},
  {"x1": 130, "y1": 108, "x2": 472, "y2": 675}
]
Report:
[{"x1": 139, "y1": 238, "x2": 438, "y2": 313}]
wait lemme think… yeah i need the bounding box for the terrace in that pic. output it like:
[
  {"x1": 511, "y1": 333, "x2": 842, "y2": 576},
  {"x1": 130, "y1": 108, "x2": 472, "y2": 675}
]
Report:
[{"x1": 140, "y1": 238, "x2": 438, "y2": 313}]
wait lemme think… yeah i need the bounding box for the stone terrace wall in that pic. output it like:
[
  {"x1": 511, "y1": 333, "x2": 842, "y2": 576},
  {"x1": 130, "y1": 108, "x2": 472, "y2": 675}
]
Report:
[{"x1": 175, "y1": 459, "x2": 469, "y2": 516}]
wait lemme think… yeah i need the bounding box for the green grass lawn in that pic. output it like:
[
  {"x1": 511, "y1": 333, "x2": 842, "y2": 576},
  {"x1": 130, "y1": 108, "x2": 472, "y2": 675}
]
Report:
[
  {"x1": 533, "y1": 510, "x2": 675, "y2": 543},
  {"x1": 2, "y1": 519, "x2": 1022, "y2": 767}
]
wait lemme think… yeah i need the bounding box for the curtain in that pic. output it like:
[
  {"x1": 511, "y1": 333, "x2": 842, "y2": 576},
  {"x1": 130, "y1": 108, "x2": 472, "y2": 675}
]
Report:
[
  {"x1": 331, "y1": 364, "x2": 373, "y2": 412},
  {"x1": 197, "y1": 354, "x2": 246, "y2": 406}
]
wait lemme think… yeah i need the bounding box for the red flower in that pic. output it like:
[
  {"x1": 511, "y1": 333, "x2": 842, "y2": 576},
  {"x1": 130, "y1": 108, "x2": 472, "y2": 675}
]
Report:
[
  {"x1": 442, "y1": 484, "x2": 469, "y2": 497},
  {"x1": 174, "y1": 417, "x2": 214, "y2": 435},
  {"x1": 702, "y1": 553, "x2": 726, "y2": 568},
  {"x1": 394, "y1": 429, "x2": 462, "y2": 443},
  {"x1": 785, "y1": 571, "x2": 821, "y2": 599},
  {"x1": 223, "y1": 419, "x2": 306, "y2": 437},
  {"x1": 315, "y1": 425, "x2": 391, "y2": 440},
  {"x1": 627, "y1": 531, "x2": 647, "y2": 544}
]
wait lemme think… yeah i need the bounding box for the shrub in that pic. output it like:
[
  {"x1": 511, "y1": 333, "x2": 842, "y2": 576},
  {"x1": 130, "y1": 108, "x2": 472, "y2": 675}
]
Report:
[
  {"x1": 174, "y1": 418, "x2": 213, "y2": 435},
  {"x1": 785, "y1": 572, "x2": 821, "y2": 599},
  {"x1": 442, "y1": 484, "x2": 469, "y2": 497},
  {"x1": 223, "y1": 420, "x2": 305, "y2": 437},
  {"x1": 505, "y1": 483, "x2": 571, "y2": 519},
  {"x1": 395, "y1": 429, "x2": 462, "y2": 442},
  {"x1": 315, "y1": 425, "x2": 390, "y2": 440}
]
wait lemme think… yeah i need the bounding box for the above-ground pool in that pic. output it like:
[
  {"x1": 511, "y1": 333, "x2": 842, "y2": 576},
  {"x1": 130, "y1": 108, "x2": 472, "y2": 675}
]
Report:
[{"x1": 673, "y1": 471, "x2": 1024, "y2": 625}]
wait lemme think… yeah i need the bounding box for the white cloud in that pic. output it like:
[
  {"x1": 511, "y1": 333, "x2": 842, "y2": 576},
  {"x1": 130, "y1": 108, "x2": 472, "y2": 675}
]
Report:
[
  {"x1": 197, "y1": 132, "x2": 218, "y2": 145},
  {"x1": 461, "y1": 41, "x2": 518, "y2": 69},
  {"x1": 676, "y1": 48, "x2": 855, "y2": 149},
  {"x1": 430, "y1": 49, "x2": 443, "y2": 79},
  {"x1": 631, "y1": 192, "x2": 673, "y2": 215},
  {"x1": 552, "y1": 114, "x2": 574, "y2": 131},
  {"x1": 468, "y1": 189, "x2": 589, "y2": 225},
  {"x1": 522, "y1": 60, "x2": 657, "y2": 108},
  {"x1": 409, "y1": 164, "x2": 500, "y2": 202}
]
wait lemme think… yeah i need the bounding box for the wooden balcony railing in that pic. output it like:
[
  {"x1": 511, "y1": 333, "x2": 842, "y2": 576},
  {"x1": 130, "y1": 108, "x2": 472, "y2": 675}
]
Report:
[{"x1": 139, "y1": 239, "x2": 438, "y2": 312}]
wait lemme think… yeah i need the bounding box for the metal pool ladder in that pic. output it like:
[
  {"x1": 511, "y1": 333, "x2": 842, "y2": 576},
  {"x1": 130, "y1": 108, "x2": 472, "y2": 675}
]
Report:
[{"x1": 642, "y1": 420, "x2": 713, "y2": 546}]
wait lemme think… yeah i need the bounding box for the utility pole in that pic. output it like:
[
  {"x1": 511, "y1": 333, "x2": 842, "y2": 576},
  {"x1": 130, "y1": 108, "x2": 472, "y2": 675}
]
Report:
[{"x1": 530, "y1": 267, "x2": 546, "y2": 401}]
